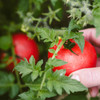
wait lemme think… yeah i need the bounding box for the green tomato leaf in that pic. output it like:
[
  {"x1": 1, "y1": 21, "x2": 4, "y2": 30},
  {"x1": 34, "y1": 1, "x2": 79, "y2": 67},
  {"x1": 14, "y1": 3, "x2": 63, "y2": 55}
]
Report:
[
  {"x1": 90, "y1": 97, "x2": 99, "y2": 100},
  {"x1": 14, "y1": 59, "x2": 33, "y2": 77},
  {"x1": 27, "y1": 84, "x2": 41, "y2": 91},
  {"x1": 46, "y1": 69, "x2": 87, "y2": 95},
  {"x1": 63, "y1": 92, "x2": 87, "y2": 100},
  {"x1": 37, "y1": 27, "x2": 56, "y2": 42},
  {"x1": 31, "y1": 71, "x2": 39, "y2": 82},
  {"x1": 48, "y1": 49, "x2": 55, "y2": 54},
  {"x1": 50, "y1": 0, "x2": 58, "y2": 6},
  {"x1": 38, "y1": 89, "x2": 57, "y2": 99},
  {"x1": 18, "y1": 91, "x2": 37, "y2": 100},
  {"x1": 9, "y1": 84, "x2": 19, "y2": 99},
  {"x1": 0, "y1": 71, "x2": 15, "y2": 95},
  {"x1": 0, "y1": 63, "x2": 7, "y2": 69},
  {"x1": 18, "y1": 0, "x2": 29, "y2": 13},
  {"x1": 36, "y1": 59, "x2": 43, "y2": 69},
  {"x1": 48, "y1": 58, "x2": 67, "y2": 67},
  {"x1": 92, "y1": 7, "x2": 100, "y2": 37},
  {"x1": 18, "y1": 90, "x2": 44, "y2": 100},
  {"x1": 68, "y1": 19, "x2": 81, "y2": 34},
  {"x1": 74, "y1": 32, "x2": 85, "y2": 53},
  {"x1": 29, "y1": 55, "x2": 35, "y2": 67},
  {"x1": 0, "y1": 35, "x2": 12, "y2": 50}
]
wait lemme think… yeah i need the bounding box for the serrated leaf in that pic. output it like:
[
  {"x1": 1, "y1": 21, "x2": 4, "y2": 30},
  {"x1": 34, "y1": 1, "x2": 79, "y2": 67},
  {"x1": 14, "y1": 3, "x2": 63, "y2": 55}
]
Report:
[
  {"x1": 38, "y1": 89, "x2": 56, "y2": 99},
  {"x1": 9, "y1": 84, "x2": 19, "y2": 99},
  {"x1": 0, "y1": 71, "x2": 15, "y2": 95},
  {"x1": 47, "y1": 81, "x2": 53, "y2": 92},
  {"x1": 18, "y1": 91, "x2": 37, "y2": 100},
  {"x1": 27, "y1": 84, "x2": 41, "y2": 91},
  {"x1": 36, "y1": 60, "x2": 43, "y2": 69},
  {"x1": 0, "y1": 35, "x2": 12, "y2": 50},
  {"x1": 46, "y1": 69, "x2": 87, "y2": 95},
  {"x1": 74, "y1": 32, "x2": 85, "y2": 52},
  {"x1": 48, "y1": 58, "x2": 67, "y2": 67},
  {"x1": 31, "y1": 71, "x2": 39, "y2": 82},
  {"x1": 15, "y1": 60, "x2": 33, "y2": 77},
  {"x1": 68, "y1": 19, "x2": 81, "y2": 34},
  {"x1": 29, "y1": 55, "x2": 35, "y2": 67},
  {"x1": 48, "y1": 49, "x2": 55, "y2": 54},
  {"x1": 37, "y1": 28, "x2": 56, "y2": 43}
]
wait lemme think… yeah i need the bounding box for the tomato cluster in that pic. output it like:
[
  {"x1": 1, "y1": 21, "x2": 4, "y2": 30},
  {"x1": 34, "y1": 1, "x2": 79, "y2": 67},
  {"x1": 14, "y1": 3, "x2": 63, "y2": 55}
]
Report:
[{"x1": 1, "y1": 33, "x2": 97, "y2": 74}]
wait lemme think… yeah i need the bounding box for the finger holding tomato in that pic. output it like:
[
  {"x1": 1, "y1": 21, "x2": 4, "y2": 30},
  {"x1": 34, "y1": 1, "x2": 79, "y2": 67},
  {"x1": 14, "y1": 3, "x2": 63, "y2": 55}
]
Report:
[{"x1": 72, "y1": 28, "x2": 100, "y2": 97}]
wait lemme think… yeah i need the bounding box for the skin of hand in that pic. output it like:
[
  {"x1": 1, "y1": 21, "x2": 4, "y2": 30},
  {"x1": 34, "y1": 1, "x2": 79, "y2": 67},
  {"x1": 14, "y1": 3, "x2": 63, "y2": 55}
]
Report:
[{"x1": 71, "y1": 28, "x2": 100, "y2": 97}]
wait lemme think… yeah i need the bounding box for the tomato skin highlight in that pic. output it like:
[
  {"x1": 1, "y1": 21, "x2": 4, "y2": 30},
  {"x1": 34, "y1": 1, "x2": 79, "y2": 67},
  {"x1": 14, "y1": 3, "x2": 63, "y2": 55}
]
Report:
[{"x1": 48, "y1": 39, "x2": 97, "y2": 76}]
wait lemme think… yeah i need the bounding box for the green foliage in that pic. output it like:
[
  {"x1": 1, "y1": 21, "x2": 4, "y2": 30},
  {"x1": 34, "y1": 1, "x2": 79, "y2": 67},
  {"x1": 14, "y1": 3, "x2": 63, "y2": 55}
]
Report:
[
  {"x1": 1, "y1": 0, "x2": 100, "y2": 100},
  {"x1": 0, "y1": 35, "x2": 12, "y2": 50},
  {"x1": 0, "y1": 71, "x2": 19, "y2": 98},
  {"x1": 92, "y1": 2, "x2": 100, "y2": 37},
  {"x1": 64, "y1": 0, "x2": 100, "y2": 36},
  {"x1": 15, "y1": 56, "x2": 43, "y2": 82},
  {"x1": 90, "y1": 97, "x2": 99, "y2": 100},
  {"x1": 47, "y1": 58, "x2": 67, "y2": 67},
  {"x1": 43, "y1": 7, "x2": 61, "y2": 24},
  {"x1": 14, "y1": 55, "x2": 87, "y2": 100},
  {"x1": 46, "y1": 69, "x2": 87, "y2": 95},
  {"x1": 63, "y1": 92, "x2": 88, "y2": 100},
  {"x1": 0, "y1": 63, "x2": 7, "y2": 69},
  {"x1": 74, "y1": 32, "x2": 85, "y2": 52},
  {"x1": 18, "y1": 0, "x2": 29, "y2": 13}
]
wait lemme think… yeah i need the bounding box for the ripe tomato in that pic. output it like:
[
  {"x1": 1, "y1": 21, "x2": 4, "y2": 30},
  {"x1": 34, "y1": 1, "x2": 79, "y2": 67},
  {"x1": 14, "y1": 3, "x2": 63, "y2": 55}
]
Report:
[
  {"x1": 1, "y1": 33, "x2": 39, "y2": 71},
  {"x1": 13, "y1": 33, "x2": 39, "y2": 62},
  {"x1": 48, "y1": 39, "x2": 97, "y2": 76},
  {"x1": 6, "y1": 57, "x2": 21, "y2": 72}
]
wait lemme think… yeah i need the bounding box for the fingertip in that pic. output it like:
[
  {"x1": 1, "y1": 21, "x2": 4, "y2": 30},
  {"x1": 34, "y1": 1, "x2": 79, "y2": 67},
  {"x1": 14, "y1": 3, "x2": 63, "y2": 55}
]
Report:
[
  {"x1": 89, "y1": 87, "x2": 99, "y2": 97},
  {"x1": 70, "y1": 68, "x2": 100, "y2": 88}
]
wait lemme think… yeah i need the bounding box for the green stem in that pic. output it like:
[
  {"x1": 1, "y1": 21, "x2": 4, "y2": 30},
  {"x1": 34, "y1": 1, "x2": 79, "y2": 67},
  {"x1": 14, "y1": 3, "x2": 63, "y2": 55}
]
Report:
[
  {"x1": 37, "y1": 72, "x2": 46, "y2": 98},
  {"x1": 40, "y1": 72, "x2": 46, "y2": 90},
  {"x1": 0, "y1": 83, "x2": 27, "y2": 88},
  {"x1": 11, "y1": 38, "x2": 22, "y2": 92},
  {"x1": 52, "y1": 41, "x2": 64, "y2": 59}
]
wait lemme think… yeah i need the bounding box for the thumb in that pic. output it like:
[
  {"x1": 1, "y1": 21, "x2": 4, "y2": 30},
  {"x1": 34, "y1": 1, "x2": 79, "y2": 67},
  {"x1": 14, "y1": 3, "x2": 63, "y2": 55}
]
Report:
[{"x1": 71, "y1": 67, "x2": 100, "y2": 88}]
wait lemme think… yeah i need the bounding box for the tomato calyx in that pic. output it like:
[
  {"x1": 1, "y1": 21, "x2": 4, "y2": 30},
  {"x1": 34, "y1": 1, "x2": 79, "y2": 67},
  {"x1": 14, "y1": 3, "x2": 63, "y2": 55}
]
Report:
[{"x1": 63, "y1": 39, "x2": 77, "y2": 55}]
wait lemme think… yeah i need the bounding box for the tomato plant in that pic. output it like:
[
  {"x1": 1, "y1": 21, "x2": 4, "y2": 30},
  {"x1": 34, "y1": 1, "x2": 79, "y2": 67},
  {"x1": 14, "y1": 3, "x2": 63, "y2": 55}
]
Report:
[
  {"x1": 0, "y1": 0, "x2": 100, "y2": 100},
  {"x1": 0, "y1": 33, "x2": 39, "y2": 71},
  {"x1": 48, "y1": 39, "x2": 97, "y2": 76}
]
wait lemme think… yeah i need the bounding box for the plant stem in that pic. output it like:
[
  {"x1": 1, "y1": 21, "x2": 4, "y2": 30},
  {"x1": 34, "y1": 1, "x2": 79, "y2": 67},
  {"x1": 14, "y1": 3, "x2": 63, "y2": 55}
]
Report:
[
  {"x1": 52, "y1": 41, "x2": 64, "y2": 59},
  {"x1": 40, "y1": 72, "x2": 46, "y2": 90},
  {"x1": 37, "y1": 72, "x2": 46, "y2": 98},
  {"x1": 11, "y1": 39, "x2": 22, "y2": 92}
]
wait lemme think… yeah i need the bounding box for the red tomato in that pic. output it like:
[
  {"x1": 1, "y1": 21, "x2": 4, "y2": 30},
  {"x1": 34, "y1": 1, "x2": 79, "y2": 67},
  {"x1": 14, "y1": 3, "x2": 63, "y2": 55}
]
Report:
[
  {"x1": 6, "y1": 57, "x2": 21, "y2": 72},
  {"x1": 1, "y1": 33, "x2": 39, "y2": 71},
  {"x1": 48, "y1": 39, "x2": 97, "y2": 76},
  {"x1": 13, "y1": 33, "x2": 39, "y2": 62}
]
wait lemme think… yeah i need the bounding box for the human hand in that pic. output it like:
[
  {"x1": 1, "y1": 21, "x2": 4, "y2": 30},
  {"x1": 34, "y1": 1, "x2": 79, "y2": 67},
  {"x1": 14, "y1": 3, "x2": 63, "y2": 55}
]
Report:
[{"x1": 71, "y1": 28, "x2": 100, "y2": 97}]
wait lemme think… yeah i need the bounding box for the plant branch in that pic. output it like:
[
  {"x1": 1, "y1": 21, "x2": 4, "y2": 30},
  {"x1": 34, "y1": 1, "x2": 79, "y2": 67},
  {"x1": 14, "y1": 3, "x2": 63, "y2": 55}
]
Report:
[{"x1": 52, "y1": 40, "x2": 64, "y2": 59}]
